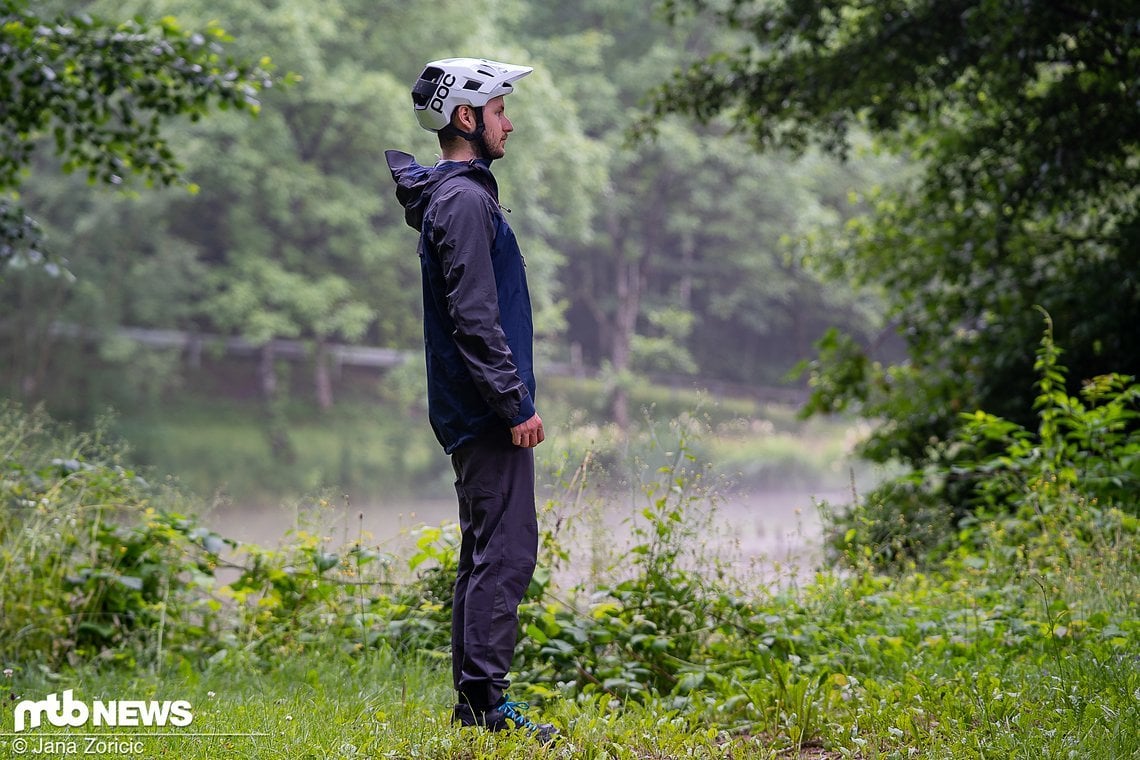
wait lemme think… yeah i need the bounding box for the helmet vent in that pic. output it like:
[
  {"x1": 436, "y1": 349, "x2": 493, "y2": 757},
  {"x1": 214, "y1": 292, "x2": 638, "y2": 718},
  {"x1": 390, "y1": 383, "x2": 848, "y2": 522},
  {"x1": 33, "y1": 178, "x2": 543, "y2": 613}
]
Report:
[{"x1": 462, "y1": 79, "x2": 482, "y2": 91}]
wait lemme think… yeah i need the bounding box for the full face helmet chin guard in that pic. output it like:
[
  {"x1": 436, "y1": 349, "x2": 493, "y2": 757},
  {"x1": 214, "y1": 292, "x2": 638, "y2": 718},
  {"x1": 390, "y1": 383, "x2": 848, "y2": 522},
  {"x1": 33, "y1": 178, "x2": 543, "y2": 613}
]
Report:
[{"x1": 411, "y1": 57, "x2": 533, "y2": 137}]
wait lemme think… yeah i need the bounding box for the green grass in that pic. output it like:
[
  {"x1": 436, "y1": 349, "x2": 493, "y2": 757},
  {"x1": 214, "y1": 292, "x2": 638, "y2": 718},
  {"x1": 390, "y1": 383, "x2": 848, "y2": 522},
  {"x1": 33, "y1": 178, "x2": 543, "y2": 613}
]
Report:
[
  {"x1": 3, "y1": 544, "x2": 1136, "y2": 760},
  {"x1": 0, "y1": 652, "x2": 789, "y2": 759},
  {"x1": 704, "y1": 413, "x2": 879, "y2": 493}
]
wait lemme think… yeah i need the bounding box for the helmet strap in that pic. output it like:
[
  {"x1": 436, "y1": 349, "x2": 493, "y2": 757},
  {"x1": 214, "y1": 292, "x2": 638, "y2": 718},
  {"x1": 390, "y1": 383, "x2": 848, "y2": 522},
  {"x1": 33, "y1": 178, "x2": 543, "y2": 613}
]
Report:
[{"x1": 438, "y1": 106, "x2": 485, "y2": 143}]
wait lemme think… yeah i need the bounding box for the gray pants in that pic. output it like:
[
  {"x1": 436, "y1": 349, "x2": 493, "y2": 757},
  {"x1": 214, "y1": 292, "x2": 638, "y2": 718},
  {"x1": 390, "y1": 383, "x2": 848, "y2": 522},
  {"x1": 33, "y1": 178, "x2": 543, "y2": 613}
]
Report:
[{"x1": 450, "y1": 437, "x2": 538, "y2": 708}]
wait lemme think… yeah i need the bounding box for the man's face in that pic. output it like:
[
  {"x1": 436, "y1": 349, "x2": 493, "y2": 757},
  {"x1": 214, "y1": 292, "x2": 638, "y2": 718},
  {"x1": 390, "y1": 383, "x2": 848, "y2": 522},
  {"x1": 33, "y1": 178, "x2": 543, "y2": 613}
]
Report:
[{"x1": 476, "y1": 95, "x2": 513, "y2": 160}]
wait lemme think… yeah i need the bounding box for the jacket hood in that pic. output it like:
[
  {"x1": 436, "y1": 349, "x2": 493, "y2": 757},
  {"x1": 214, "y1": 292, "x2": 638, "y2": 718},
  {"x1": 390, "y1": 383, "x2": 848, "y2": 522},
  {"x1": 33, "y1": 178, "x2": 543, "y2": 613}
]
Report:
[{"x1": 385, "y1": 150, "x2": 496, "y2": 230}]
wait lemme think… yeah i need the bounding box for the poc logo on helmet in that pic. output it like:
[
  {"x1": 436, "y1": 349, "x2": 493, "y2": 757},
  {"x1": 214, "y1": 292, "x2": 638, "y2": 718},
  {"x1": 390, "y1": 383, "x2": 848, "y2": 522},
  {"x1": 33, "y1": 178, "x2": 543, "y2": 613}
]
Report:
[
  {"x1": 410, "y1": 58, "x2": 532, "y2": 133},
  {"x1": 430, "y1": 73, "x2": 457, "y2": 114}
]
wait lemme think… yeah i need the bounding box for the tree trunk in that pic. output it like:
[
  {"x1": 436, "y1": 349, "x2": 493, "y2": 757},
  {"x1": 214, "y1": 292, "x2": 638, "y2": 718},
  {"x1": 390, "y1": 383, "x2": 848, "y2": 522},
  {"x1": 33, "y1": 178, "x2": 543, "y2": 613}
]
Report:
[
  {"x1": 257, "y1": 342, "x2": 278, "y2": 399},
  {"x1": 610, "y1": 255, "x2": 642, "y2": 432},
  {"x1": 257, "y1": 342, "x2": 296, "y2": 463},
  {"x1": 315, "y1": 339, "x2": 334, "y2": 411}
]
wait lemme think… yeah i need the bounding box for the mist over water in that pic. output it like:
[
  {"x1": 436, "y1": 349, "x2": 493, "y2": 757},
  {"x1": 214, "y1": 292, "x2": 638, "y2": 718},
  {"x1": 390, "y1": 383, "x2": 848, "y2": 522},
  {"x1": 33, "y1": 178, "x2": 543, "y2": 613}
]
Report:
[{"x1": 208, "y1": 484, "x2": 850, "y2": 589}]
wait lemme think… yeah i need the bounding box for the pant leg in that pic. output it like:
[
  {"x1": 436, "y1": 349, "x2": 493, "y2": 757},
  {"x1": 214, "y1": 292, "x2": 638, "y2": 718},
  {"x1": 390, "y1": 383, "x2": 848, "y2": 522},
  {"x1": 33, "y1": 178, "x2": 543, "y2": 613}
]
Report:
[
  {"x1": 452, "y1": 480, "x2": 475, "y2": 696},
  {"x1": 450, "y1": 439, "x2": 538, "y2": 708}
]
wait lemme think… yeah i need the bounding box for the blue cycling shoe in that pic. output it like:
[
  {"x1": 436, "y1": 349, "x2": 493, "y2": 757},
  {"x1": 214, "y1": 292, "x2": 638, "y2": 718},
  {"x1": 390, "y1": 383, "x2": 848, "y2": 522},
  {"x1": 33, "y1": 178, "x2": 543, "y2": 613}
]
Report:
[{"x1": 452, "y1": 694, "x2": 559, "y2": 745}]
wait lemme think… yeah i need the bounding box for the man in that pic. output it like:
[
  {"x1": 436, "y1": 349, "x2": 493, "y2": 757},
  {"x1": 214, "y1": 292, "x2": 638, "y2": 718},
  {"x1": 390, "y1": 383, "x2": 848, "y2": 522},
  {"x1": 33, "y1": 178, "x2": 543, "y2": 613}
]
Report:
[{"x1": 384, "y1": 58, "x2": 556, "y2": 743}]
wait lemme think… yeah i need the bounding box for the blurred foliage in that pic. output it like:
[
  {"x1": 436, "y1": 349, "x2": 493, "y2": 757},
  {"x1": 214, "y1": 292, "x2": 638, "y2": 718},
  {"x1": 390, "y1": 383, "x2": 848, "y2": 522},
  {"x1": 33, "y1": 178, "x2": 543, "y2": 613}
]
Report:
[
  {"x1": 656, "y1": 0, "x2": 1140, "y2": 497},
  {"x1": 0, "y1": 0, "x2": 275, "y2": 265},
  {"x1": 2, "y1": 0, "x2": 894, "y2": 439},
  {"x1": 0, "y1": 401, "x2": 456, "y2": 668}
]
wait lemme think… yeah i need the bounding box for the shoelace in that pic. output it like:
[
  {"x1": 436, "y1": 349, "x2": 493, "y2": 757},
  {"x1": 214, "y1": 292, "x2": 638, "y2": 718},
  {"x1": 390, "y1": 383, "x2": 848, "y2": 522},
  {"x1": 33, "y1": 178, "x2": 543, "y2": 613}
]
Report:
[{"x1": 499, "y1": 697, "x2": 538, "y2": 729}]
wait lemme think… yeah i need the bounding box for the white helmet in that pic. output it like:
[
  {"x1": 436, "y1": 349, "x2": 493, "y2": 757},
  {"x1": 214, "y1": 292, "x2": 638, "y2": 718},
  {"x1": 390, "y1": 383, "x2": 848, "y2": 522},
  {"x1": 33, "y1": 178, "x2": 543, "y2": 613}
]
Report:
[{"x1": 411, "y1": 57, "x2": 533, "y2": 133}]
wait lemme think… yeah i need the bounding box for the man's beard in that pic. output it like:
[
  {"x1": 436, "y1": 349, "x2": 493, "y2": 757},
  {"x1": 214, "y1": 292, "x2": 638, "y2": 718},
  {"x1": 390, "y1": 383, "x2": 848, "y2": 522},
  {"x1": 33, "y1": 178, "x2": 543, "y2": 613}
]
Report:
[{"x1": 474, "y1": 133, "x2": 503, "y2": 161}]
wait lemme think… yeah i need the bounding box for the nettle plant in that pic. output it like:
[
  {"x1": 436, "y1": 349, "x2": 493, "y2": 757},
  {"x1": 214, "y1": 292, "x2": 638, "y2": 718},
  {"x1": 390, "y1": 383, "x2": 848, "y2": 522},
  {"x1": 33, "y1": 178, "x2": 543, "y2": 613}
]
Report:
[
  {"x1": 518, "y1": 418, "x2": 719, "y2": 690},
  {"x1": 951, "y1": 312, "x2": 1140, "y2": 569},
  {"x1": 830, "y1": 312, "x2": 1140, "y2": 569},
  {"x1": 0, "y1": 405, "x2": 230, "y2": 667},
  {"x1": 0, "y1": 403, "x2": 460, "y2": 670},
  {"x1": 511, "y1": 420, "x2": 856, "y2": 751},
  {"x1": 962, "y1": 312, "x2": 1139, "y2": 514}
]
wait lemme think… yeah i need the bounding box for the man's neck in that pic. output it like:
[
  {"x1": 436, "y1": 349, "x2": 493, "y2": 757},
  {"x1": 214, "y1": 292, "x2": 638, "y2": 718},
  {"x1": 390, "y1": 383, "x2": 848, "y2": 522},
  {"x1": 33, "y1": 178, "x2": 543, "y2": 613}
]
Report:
[{"x1": 440, "y1": 144, "x2": 478, "y2": 162}]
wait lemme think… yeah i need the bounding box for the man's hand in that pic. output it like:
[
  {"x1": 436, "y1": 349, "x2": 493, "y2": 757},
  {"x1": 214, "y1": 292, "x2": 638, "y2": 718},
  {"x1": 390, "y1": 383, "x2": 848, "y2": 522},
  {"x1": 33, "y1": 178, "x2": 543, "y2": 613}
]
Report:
[{"x1": 510, "y1": 413, "x2": 545, "y2": 448}]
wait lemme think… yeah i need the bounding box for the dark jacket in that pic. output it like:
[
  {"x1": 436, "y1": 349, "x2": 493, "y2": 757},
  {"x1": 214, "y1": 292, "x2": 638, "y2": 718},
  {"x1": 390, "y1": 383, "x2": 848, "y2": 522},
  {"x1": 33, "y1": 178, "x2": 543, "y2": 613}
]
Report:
[{"x1": 385, "y1": 150, "x2": 535, "y2": 453}]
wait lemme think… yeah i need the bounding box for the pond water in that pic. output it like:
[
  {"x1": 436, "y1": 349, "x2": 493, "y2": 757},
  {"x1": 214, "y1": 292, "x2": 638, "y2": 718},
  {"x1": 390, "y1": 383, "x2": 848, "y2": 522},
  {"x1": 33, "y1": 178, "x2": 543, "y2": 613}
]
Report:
[{"x1": 206, "y1": 485, "x2": 850, "y2": 590}]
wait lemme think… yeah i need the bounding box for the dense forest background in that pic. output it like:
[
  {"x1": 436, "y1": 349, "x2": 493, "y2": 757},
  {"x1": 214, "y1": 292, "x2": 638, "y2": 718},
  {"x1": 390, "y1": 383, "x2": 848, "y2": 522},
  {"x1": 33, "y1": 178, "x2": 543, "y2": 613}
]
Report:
[
  {"x1": 2, "y1": 0, "x2": 1136, "y2": 516},
  {"x1": 2, "y1": 0, "x2": 895, "y2": 419}
]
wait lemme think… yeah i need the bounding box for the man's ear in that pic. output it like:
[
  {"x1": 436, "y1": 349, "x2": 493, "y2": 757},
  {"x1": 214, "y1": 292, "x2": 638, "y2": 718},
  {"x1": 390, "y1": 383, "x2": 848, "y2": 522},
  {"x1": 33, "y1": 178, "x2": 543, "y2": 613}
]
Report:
[{"x1": 453, "y1": 104, "x2": 477, "y2": 131}]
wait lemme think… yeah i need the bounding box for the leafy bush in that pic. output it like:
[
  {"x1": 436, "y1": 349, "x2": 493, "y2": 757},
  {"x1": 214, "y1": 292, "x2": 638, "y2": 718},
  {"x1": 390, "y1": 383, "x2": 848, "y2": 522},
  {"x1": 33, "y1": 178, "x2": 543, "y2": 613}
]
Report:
[
  {"x1": 0, "y1": 403, "x2": 460, "y2": 670},
  {"x1": 0, "y1": 404, "x2": 232, "y2": 667},
  {"x1": 513, "y1": 325, "x2": 1139, "y2": 754},
  {"x1": 518, "y1": 423, "x2": 736, "y2": 700},
  {"x1": 826, "y1": 312, "x2": 1140, "y2": 569}
]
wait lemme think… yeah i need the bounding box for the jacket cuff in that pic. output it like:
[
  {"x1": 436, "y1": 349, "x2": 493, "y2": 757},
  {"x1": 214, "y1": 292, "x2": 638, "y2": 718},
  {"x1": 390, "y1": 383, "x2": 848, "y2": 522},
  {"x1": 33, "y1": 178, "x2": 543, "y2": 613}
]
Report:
[{"x1": 508, "y1": 394, "x2": 536, "y2": 427}]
